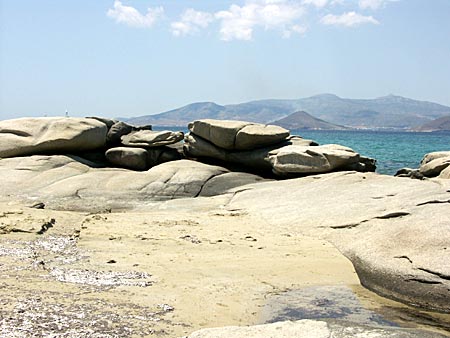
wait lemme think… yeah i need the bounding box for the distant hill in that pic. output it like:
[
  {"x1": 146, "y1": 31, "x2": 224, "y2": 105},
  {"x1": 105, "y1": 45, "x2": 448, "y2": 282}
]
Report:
[
  {"x1": 126, "y1": 94, "x2": 450, "y2": 130},
  {"x1": 414, "y1": 115, "x2": 450, "y2": 132},
  {"x1": 271, "y1": 111, "x2": 350, "y2": 130}
]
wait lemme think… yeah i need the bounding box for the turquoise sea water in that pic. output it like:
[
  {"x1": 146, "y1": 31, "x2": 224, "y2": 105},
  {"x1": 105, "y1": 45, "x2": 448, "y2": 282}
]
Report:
[
  {"x1": 293, "y1": 130, "x2": 450, "y2": 175},
  {"x1": 154, "y1": 126, "x2": 450, "y2": 175}
]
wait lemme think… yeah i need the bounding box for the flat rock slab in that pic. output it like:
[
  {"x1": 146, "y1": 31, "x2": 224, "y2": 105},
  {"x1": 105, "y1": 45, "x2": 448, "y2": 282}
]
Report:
[
  {"x1": 121, "y1": 130, "x2": 184, "y2": 147},
  {"x1": 188, "y1": 119, "x2": 289, "y2": 150},
  {"x1": 0, "y1": 117, "x2": 107, "y2": 158},
  {"x1": 186, "y1": 319, "x2": 447, "y2": 338}
]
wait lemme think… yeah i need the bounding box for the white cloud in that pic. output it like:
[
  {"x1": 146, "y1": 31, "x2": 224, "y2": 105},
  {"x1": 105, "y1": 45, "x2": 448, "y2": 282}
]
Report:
[
  {"x1": 359, "y1": 0, "x2": 397, "y2": 10},
  {"x1": 302, "y1": 0, "x2": 328, "y2": 8},
  {"x1": 107, "y1": 0, "x2": 164, "y2": 28},
  {"x1": 215, "y1": 0, "x2": 305, "y2": 41},
  {"x1": 171, "y1": 9, "x2": 214, "y2": 37},
  {"x1": 320, "y1": 11, "x2": 379, "y2": 27}
]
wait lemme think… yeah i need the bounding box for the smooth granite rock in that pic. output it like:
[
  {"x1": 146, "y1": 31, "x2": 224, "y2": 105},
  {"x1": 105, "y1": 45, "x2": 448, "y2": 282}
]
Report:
[
  {"x1": 106, "y1": 121, "x2": 134, "y2": 145},
  {"x1": 184, "y1": 133, "x2": 318, "y2": 173},
  {"x1": 419, "y1": 157, "x2": 450, "y2": 177},
  {"x1": 267, "y1": 144, "x2": 361, "y2": 175},
  {"x1": 121, "y1": 130, "x2": 184, "y2": 147},
  {"x1": 0, "y1": 117, "x2": 107, "y2": 158},
  {"x1": 87, "y1": 116, "x2": 118, "y2": 129},
  {"x1": 186, "y1": 319, "x2": 447, "y2": 338},
  {"x1": 421, "y1": 151, "x2": 450, "y2": 165},
  {"x1": 188, "y1": 119, "x2": 289, "y2": 150},
  {"x1": 105, "y1": 147, "x2": 149, "y2": 171},
  {"x1": 228, "y1": 172, "x2": 450, "y2": 312},
  {"x1": 439, "y1": 165, "x2": 450, "y2": 179},
  {"x1": 0, "y1": 156, "x2": 265, "y2": 211}
]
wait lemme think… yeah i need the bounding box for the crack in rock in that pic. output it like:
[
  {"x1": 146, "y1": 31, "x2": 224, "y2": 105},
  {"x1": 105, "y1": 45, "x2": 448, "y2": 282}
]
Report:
[
  {"x1": 375, "y1": 212, "x2": 410, "y2": 219},
  {"x1": 417, "y1": 268, "x2": 450, "y2": 281},
  {"x1": 417, "y1": 199, "x2": 450, "y2": 206},
  {"x1": 394, "y1": 255, "x2": 413, "y2": 264}
]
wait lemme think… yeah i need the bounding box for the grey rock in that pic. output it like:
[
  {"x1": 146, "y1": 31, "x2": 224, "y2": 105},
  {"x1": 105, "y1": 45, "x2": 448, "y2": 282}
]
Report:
[
  {"x1": 186, "y1": 319, "x2": 446, "y2": 338},
  {"x1": 420, "y1": 151, "x2": 450, "y2": 165},
  {"x1": 0, "y1": 117, "x2": 107, "y2": 158},
  {"x1": 0, "y1": 156, "x2": 265, "y2": 211},
  {"x1": 189, "y1": 119, "x2": 290, "y2": 150},
  {"x1": 438, "y1": 165, "x2": 450, "y2": 179},
  {"x1": 87, "y1": 116, "x2": 118, "y2": 128},
  {"x1": 105, "y1": 147, "x2": 149, "y2": 171},
  {"x1": 267, "y1": 144, "x2": 361, "y2": 175},
  {"x1": 184, "y1": 133, "x2": 318, "y2": 173},
  {"x1": 228, "y1": 172, "x2": 450, "y2": 312},
  {"x1": 395, "y1": 168, "x2": 424, "y2": 179},
  {"x1": 199, "y1": 172, "x2": 268, "y2": 197},
  {"x1": 106, "y1": 121, "x2": 134, "y2": 145},
  {"x1": 419, "y1": 157, "x2": 450, "y2": 177},
  {"x1": 121, "y1": 130, "x2": 184, "y2": 147}
]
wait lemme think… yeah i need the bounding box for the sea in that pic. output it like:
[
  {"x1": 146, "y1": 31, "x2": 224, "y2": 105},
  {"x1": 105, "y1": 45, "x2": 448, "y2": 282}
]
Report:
[
  {"x1": 295, "y1": 130, "x2": 450, "y2": 175},
  {"x1": 154, "y1": 126, "x2": 450, "y2": 175}
]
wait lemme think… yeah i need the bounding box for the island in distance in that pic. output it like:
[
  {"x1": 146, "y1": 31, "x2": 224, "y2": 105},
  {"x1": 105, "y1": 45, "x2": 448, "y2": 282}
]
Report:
[
  {"x1": 414, "y1": 115, "x2": 450, "y2": 132},
  {"x1": 126, "y1": 94, "x2": 450, "y2": 131},
  {"x1": 271, "y1": 111, "x2": 350, "y2": 130}
]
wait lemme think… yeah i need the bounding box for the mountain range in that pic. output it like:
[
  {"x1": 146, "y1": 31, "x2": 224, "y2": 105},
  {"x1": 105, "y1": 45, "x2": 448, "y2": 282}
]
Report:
[{"x1": 126, "y1": 94, "x2": 450, "y2": 131}]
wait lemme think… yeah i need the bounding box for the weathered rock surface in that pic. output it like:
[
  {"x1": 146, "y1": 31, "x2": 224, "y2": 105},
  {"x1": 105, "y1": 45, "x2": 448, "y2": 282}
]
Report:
[
  {"x1": 121, "y1": 130, "x2": 184, "y2": 147},
  {"x1": 0, "y1": 117, "x2": 107, "y2": 158},
  {"x1": 188, "y1": 119, "x2": 290, "y2": 150},
  {"x1": 419, "y1": 157, "x2": 450, "y2": 177},
  {"x1": 105, "y1": 147, "x2": 149, "y2": 171},
  {"x1": 0, "y1": 156, "x2": 263, "y2": 210},
  {"x1": 267, "y1": 144, "x2": 361, "y2": 175},
  {"x1": 107, "y1": 121, "x2": 134, "y2": 145},
  {"x1": 439, "y1": 165, "x2": 450, "y2": 179},
  {"x1": 421, "y1": 151, "x2": 450, "y2": 165},
  {"x1": 184, "y1": 133, "x2": 318, "y2": 173},
  {"x1": 105, "y1": 146, "x2": 182, "y2": 170},
  {"x1": 228, "y1": 172, "x2": 450, "y2": 312},
  {"x1": 186, "y1": 319, "x2": 447, "y2": 338}
]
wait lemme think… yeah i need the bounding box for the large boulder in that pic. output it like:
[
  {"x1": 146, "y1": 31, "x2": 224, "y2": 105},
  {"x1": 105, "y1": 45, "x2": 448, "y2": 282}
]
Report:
[
  {"x1": 419, "y1": 156, "x2": 450, "y2": 177},
  {"x1": 105, "y1": 147, "x2": 149, "y2": 171},
  {"x1": 267, "y1": 144, "x2": 361, "y2": 175},
  {"x1": 186, "y1": 319, "x2": 446, "y2": 338},
  {"x1": 420, "y1": 151, "x2": 450, "y2": 165},
  {"x1": 188, "y1": 119, "x2": 290, "y2": 150},
  {"x1": 184, "y1": 133, "x2": 317, "y2": 173},
  {"x1": 106, "y1": 121, "x2": 134, "y2": 145},
  {"x1": 0, "y1": 117, "x2": 107, "y2": 158},
  {"x1": 121, "y1": 130, "x2": 184, "y2": 147}
]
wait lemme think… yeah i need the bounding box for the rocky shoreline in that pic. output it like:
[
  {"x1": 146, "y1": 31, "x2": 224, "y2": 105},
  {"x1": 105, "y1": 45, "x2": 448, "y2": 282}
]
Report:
[{"x1": 1, "y1": 116, "x2": 449, "y2": 337}]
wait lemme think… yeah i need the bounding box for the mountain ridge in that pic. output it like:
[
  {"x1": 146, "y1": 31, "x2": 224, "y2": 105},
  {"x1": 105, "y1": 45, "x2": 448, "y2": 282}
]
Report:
[{"x1": 126, "y1": 94, "x2": 450, "y2": 130}]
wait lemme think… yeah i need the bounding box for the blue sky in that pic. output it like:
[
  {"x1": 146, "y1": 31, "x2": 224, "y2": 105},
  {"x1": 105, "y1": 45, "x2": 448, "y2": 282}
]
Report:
[{"x1": 1, "y1": 0, "x2": 449, "y2": 119}]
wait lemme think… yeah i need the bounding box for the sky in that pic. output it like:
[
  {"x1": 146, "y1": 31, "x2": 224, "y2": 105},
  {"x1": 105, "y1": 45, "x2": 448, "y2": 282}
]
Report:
[{"x1": 1, "y1": 0, "x2": 450, "y2": 119}]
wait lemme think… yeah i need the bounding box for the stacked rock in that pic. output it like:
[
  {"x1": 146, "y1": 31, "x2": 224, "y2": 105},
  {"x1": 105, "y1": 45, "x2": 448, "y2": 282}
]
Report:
[
  {"x1": 0, "y1": 117, "x2": 184, "y2": 171},
  {"x1": 105, "y1": 121, "x2": 183, "y2": 170},
  {"x1": 184, "y1": 119, "x2": 376, "y2": 176}
]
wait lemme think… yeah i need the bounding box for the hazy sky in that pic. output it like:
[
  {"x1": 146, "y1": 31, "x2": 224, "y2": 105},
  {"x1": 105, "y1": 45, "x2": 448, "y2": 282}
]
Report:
[{"x1": 1, "y1": 0, "x2": 450, "y2": 119}]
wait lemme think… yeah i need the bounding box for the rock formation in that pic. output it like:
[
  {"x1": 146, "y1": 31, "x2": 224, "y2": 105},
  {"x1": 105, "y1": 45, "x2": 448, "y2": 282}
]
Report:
[
  {"x1": 184, "y1": 119, "x2": 375, "y2": 176},
  {"x1": 1, "y1": 115, "x2": 450, "y2": 337},
  {"x1": 396, "y1": 151, "x2": 450, "y2": 179}
]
